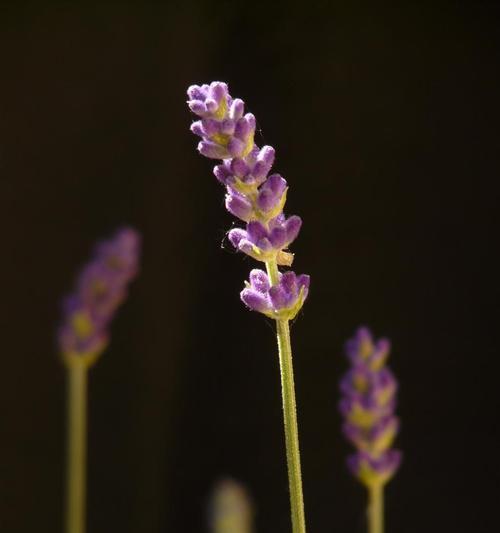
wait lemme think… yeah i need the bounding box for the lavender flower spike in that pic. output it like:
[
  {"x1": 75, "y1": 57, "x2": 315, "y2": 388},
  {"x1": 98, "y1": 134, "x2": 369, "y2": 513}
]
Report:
[
  {"x1": 340, "y1": 327, "x2": 402, "y2": 533},
  {"x1": 187, "y1": 81, "x2": 305, "y2": 271},
  {"x1": 340, "y1": 327, "x2": 402, "y2": 487},
  {"x1": 58, "y1": 227, "x2": 141, "y2": 367},
  {"x1": 60, "y1": 227, "x2": 140, "y2": 533},
  {"x1": 188, "y1": 82, "x2": 308, "y2": 533}
]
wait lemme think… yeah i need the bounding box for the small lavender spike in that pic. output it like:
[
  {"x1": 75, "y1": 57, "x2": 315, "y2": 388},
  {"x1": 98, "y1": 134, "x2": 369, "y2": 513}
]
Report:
[
  {"x1": 340, "y1": 327, "x2": 401, "y2": 533},
  {"x1": 188, "y1": 81, "x2": 309, "y2": 533},
  {"x1": 58, "y1": 227, "x2": 141, "y2": 366},
  {"x1": 339, "y1": 327, "x2": 402, "y2": 487},
  {"x1": 59, "y1": 227, "x2": 140, "y2": 533}
]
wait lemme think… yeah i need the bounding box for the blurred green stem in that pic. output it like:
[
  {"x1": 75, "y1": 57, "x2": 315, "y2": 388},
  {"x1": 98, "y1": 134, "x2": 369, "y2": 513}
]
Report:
[
  {"x1": 266, "y1": 259, "x2": 307, "y2": 533},
  {"x1": 66, "y1": 364, "x2": 87, "y2": 533},
  {"x1": 368, "y1": 484, "x2": 383, "y2": 533}
]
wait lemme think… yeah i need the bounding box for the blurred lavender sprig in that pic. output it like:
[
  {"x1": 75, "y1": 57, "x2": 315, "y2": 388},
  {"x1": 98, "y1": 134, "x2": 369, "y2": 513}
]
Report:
[
  {"x1": 58, "y1": 227, "x2": 140, "y2": 533},
  {"x1": 340, "y1": 327, "x2": 402, "y2": 533},
  {"x1": 210, "y1": 479, "x2": 254, "y2": 533},
  {"x1": 340, "y1": 327, "x2": 401, "y2": 486},
  {"x1": 58, "y1": 227, "x2": 141, "y2": 366}
]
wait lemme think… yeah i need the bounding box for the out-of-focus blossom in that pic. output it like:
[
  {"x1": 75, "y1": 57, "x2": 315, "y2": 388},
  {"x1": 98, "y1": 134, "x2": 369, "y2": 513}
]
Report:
[
  {"x1": 339, "y1": 327, "x2": 402, "y2": 487},
  {"x1": 58, "y1": 228, "x2": 141, "y2": 366},
  {"x1": 210, "y1": 478, "x2": 253, "y2": 533}
]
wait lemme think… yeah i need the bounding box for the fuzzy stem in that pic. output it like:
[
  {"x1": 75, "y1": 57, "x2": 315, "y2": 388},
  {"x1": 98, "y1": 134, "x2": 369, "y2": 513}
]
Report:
[
  {"x1": 66, "y1": 363, "x2": 88, "y2": 533},
  {"x1": 368, "y1": 484, "x2": 384, "y2": 533},
  {"x1": 266, "y1": 259, "x2": 307, "y2": 533}
]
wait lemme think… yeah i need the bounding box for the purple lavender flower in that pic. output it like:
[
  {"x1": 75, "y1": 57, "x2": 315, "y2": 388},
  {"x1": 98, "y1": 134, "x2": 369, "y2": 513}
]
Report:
[
  {"x1": 339, "y1": 327, "x2": 402, "y2": 487},
  {"x1": 58, "y1": 227, "x2": 141, "y2": 365},
  {"x1": 240, "y1": 269, "x2": 310, "y2": 320},
  {"x1": 228, "y1": 215, "x2": 301, "y2": 266},
  {"x1": 189, "y1": 82, "x2": 309, "y2": 532},
  {"x1": 187, "y1": 81, "x2": 309, "y2": 315},
  {"x1": 188, "y1": 82, "x2": 256, "y2": 159},
  {"x1": 214, "y1": 145, "x2": 275, "y2": 189}
]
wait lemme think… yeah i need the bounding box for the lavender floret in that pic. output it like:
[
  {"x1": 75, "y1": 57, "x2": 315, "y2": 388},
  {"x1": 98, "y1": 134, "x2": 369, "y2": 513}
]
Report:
[
  {"x1": 339, "y1": 327, "x2": 402, "y2": 487},
  {"x1": 228, "y1": 215, "x2": 302, "y2": 265},
  {"x1": 240, "y1": 269, "x2": 310, "y2": 320},
  {"x1": 58, "y1": 227, "x2": 141, "y2": 365}
]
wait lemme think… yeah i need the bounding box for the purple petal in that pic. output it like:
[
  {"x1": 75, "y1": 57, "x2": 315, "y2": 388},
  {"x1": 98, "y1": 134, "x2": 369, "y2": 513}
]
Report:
[
  {"x1": 376, "y1": 368, "x2": 397, "y2": 392},
  {"x1": 355, "y1": 327, "x2": 374, "y2": 347},
  {"x1": 190, "y1": 121, "x2": 204, "y2": 137},
  {"x1": 343, "y1": 422, "x2": 363, "y2": 446},
  {"x1": 284, "y1": 215, "x2": 302, "y2": 244},
  {"x1": 269, "y1": 226, "x2": 287, "y2": 248},
  {"x1": 198, "y1": 141, "x2": 228, "y2": 159},
  {"x1": 267, "y1": 173, "x2": 287, "y2": 195},
  {"x1": 227, "y1": 138, "x2": 246, "y2": 158},
  {"x1": 280, "y1": 271, "x2": 298, "y2": 295},
  {"x1": 252, "y1": 145, "x2": 275, "y2": 179},
  {"x1": 234, "y1": 114, "x2": 255, "y2": 140},
  {"x1": 225, "y1": 192, "x2": 253, "y2": 221},
  {"x1": 213, "y1": 163, "x2": 232, "y2": 185},
  {"x1": 245, "y1": 113, "x2": 256, "y2": 130},
  {"x1": 209, "y1": 81, "x2": 228, "y2": 103},
  {"x1": 346, "y1": 453, "x2": 363, "y2": 478},
  {"x1": 246, "y1": 221, "x2": 268, "y2": 244},
  {"x1": 372, "y1": 416, "x2": 400, "y2": 440},
  {"x1": 229, "y1": 98, "x2": 245, "y2": 120},
  {"x1": 237, "y1": 239, "x2": 256, "y2": 256},
  {"x1": 376, "y1": 338, "x2": 391, "y2": 354},
  {"x1": 240, "y1": 288, "x2": 271, "y2": 313},
  {"x1": 187, "y1": 84, "x2": 207, "y2": 100},
  {"x1": 188, "y1": 101, "x2": 207, "y2": 116},
  {"x1": 230, "y1": 157, "x2": 249, "y2": 177},
  {"x1": 339, "y1": 397, "x2": 354, "y2": 419},
  {"x1": 249, "y1": 269, "x2": 270, "y2": 293},
  {"x1": 220, "y1": 119, "x2": 236, "y2": 135},
  {"x1": 296, "y1": 274, "x2": 310, "y2": 293},
  {"x1": 268, "y1": 285, "x2": 288, "y2": 310},
  {"x1": 370, "y1": 450, "x2": 402, "y2": 477},
  {"x1": 227, "y1": 228, "x2": 247, "y2": 248},
  {"x1": 205, "y1": 98, "x2": 218, "y2": 114},
  {"x1": 370, "y1": 338, "x2": 391, "y2": 368},
  {"x1": 201, "y1": 118, "x2": 221, "y2": 137},
  {"x1": 256, "y1": 174, "x2": 287, "y2": 212}
]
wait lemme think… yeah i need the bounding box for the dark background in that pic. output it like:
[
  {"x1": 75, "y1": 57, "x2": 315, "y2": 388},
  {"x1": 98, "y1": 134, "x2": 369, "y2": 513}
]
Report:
[{"x1": 1, "y1": 2, "x2": 499, "y2": 532}]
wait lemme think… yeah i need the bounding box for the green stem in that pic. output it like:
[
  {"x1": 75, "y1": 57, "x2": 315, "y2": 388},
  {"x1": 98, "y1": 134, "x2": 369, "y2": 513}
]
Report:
[
  {"x1": 266, "y1": 259, "x2": 307, "y2": 533},
  {"x1": 368, "y1": 484, "x2": 384, "y2": 533},
  {"x1": 66, "y1": 364, "x2": 88, "y2": 533}
]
